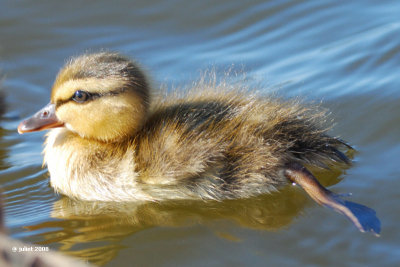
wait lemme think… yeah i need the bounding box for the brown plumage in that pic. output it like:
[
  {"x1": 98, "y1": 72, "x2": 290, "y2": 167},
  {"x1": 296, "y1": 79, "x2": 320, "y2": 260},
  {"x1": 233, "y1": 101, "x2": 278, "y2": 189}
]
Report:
[{"x1": 18, "y1": 52, "x2": 380, "y2": 235}]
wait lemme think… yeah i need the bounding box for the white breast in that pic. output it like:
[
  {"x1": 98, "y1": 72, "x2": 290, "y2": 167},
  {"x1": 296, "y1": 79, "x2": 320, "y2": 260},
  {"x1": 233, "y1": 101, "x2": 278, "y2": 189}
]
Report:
[{"x1": 43, "y1": 128, "x2": 153, "y2": 201}]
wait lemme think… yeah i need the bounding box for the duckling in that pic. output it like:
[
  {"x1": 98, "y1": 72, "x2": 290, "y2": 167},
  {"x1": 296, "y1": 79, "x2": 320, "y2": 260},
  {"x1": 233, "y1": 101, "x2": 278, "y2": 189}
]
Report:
[{"x1": 18, "y1": 52, "x2": 380, "y2": 235}]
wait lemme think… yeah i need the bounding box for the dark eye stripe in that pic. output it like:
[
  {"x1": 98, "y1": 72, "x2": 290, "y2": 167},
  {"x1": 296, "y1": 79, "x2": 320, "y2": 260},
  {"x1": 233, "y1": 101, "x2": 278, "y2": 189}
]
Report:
[{"x1": 55, "y1": 88, "x2": 127, "y2": 109}]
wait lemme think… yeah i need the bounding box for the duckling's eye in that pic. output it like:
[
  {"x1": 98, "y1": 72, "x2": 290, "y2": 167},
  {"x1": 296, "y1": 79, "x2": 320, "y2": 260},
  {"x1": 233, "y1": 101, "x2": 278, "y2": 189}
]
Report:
[{"x1": 72, "y1": 90, "x2": 90, "y2": 103}]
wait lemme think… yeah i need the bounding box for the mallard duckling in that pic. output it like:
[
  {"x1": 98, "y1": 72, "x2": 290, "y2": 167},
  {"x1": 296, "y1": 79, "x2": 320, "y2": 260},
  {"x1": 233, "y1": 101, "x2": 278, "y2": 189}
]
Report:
[{"x1": 18, "y1": 52, "x2": 380, "y2": 235}]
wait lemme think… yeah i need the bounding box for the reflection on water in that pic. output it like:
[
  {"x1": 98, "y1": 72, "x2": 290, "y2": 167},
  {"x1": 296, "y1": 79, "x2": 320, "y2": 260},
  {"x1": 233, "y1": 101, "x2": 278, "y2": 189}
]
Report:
[
  {"x1": 32, "y1": 191, "x2": 307, "y2": 265},
  {"x1": 24, "y1": 168, "x2": 345, "y2": 265}
]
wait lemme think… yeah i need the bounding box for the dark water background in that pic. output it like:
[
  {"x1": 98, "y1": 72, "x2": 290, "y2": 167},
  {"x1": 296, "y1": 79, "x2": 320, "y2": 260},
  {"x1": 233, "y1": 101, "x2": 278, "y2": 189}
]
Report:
[{"x1": 1, "y1": 0, "x2": 399, "y2": 266}]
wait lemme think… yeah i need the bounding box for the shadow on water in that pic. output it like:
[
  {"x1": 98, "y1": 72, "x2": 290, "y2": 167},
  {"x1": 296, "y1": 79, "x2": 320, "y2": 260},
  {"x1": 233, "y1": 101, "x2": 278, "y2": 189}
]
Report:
[
  {"x1": 0, "y1": 128, "x2": 9, "y2": 171},
  {"x1": 0, "y1": 90, "x2": 11, "y2": 171},
  {"x1": 24, "y1": 168, "x2": 346, "y2": 266}
]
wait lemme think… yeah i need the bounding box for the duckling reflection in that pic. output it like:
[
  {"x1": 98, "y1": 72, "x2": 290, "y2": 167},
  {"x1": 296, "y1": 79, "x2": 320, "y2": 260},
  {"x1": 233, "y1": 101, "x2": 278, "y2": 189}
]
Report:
[
  {"x1": 28, "y1": 186, "x2": 312, "y2": 265},
  {"x1": 18, "y1": 52, "x2": 380, "y2": 235},
  {"x1": 26, "y1": 168, "x2": 344, "y2": 265}
]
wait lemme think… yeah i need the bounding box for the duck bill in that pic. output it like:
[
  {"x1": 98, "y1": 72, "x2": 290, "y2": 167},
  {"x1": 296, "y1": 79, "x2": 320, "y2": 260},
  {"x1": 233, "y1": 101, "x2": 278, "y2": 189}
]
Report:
[{"x1": 18, "y1": 103, "x2": 64, "y2": 134}]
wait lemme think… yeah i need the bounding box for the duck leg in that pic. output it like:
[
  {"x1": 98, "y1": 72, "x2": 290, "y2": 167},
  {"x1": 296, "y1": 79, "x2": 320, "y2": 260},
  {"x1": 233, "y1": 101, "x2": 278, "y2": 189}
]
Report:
[{"x1": 284, "y1": 162, "x2": 381, "y2": 236}]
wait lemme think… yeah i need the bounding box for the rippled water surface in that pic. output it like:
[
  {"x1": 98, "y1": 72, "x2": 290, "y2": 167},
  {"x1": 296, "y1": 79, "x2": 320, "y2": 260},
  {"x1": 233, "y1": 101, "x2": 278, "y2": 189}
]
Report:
[{"x1": 1, "y1": 0, "x2": 399, "y2": 266}]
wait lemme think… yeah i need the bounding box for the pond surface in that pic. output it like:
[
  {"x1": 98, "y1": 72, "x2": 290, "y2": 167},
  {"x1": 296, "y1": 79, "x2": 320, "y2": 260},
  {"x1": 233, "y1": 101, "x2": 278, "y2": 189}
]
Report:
[{"x1": 1, "y1": 0, "x2": 399, "y2": 266}]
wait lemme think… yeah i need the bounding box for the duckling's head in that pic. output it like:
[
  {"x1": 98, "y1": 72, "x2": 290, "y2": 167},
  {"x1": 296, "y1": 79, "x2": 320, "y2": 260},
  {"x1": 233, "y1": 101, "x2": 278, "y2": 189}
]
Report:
[{"x1": 18, "y1": 52, "x2": 150, "y2": 141}]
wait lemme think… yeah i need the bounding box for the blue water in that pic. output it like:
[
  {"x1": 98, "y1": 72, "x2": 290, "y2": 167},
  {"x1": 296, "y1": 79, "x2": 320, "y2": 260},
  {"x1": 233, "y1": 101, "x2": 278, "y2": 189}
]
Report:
[{"x1": 1, "y1": 0, "x2": 399, "y2": 266}]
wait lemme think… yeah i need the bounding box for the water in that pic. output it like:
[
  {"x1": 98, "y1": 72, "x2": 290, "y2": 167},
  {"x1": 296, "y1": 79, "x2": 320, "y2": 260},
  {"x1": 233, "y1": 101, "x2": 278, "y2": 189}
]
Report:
[{"x1": 1, "y1": 0, "x2": 399, "y2": 266}]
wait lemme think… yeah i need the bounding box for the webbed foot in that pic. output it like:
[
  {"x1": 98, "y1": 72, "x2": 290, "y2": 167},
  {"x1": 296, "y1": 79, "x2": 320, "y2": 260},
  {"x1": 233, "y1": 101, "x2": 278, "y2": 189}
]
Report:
[{"x1": 284, "y1": 162, "x2": 381, "y2": 236}]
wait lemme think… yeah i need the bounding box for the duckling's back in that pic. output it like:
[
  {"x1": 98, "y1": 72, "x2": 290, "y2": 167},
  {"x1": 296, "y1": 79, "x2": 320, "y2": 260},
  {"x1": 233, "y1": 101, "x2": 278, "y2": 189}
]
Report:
[{"x1": 134, "y1": 91, "x2": 349, "y2": 200}]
